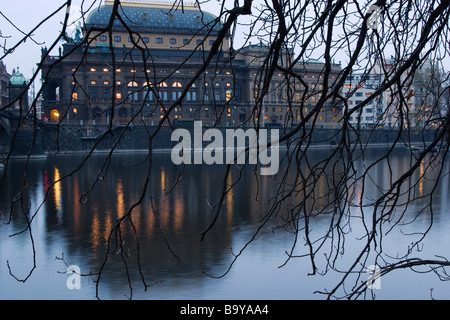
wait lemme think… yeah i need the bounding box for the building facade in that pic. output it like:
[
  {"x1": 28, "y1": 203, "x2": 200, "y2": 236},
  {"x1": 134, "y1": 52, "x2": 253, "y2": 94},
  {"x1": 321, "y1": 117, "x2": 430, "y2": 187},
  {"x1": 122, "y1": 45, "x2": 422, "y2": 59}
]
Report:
[
  {"x1": 8, "y1": 67, "x2": 29, "y2": 113},
  {"x1": 0, "y1": 62, "x2": 11, "y2": 109},
  {"x1": 342, "y1": 72, "x2": 393, "y2": 129},
  {"x1": 41, "y1": 0, "x2": 343, "y2": 129}
]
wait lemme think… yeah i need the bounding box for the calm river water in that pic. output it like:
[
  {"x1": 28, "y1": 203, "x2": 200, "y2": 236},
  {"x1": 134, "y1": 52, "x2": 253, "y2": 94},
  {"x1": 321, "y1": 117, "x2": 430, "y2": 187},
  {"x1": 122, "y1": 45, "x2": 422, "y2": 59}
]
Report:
[{"x1": 0, "y1": 147, "x2": 449, "y2": 300}]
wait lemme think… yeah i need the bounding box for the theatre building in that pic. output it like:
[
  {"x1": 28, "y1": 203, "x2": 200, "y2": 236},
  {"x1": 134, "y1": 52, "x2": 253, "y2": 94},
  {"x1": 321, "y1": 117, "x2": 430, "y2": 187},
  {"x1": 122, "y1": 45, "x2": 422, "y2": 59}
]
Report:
[{"x1": 40, "y1": 0, "x2": 343, "y2": 129}]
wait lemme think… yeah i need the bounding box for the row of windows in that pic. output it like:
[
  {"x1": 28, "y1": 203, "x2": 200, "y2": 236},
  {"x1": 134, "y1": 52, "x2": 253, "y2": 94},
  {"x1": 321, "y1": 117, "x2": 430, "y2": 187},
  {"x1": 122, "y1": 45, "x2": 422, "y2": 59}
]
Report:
[
  {"x1": 74, "y1": 87, "x2": 233, "y2": 102},
  {"x1": 72, "y1": 79, "x2": 239, "y2": 102},
  {"x1": 90, "y1": 105, "x2": 239, "y2": 120},
  {"x1": 349, "y1": 116, "x2": 375, "y2": 122},
  {"x1": 98, "y1": 35, "x2": 215, "y2": 46},
  {"x1": 82, "y1": 79, "x2": 233, "y2": 89}
]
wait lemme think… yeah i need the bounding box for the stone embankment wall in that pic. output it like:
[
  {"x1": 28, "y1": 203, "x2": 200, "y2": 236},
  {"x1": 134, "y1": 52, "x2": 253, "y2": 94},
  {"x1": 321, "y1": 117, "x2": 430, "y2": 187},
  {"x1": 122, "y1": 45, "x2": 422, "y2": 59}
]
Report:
[{"x1": 38, "y1": 123, "x2": 438, "y2": 154}]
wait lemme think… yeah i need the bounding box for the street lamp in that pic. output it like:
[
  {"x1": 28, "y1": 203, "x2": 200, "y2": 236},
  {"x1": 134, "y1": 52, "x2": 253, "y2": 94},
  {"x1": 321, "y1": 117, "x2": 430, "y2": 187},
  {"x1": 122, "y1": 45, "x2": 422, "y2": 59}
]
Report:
[{"x1": 52, "y1": 110, "x2": 60, "y2": 122}]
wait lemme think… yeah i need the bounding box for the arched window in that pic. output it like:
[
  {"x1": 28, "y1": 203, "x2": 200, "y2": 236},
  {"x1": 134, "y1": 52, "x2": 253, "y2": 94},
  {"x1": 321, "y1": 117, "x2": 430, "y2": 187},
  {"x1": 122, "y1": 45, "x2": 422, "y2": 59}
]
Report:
[
  {"x1": 157, "y1": 81, "x2": 168, "y2": 101},
  {"x1": 186, "y1": 83, "x2": 197, "y2": 101},
  {"x1": 127, "y1": 81, "x2": 139, "y2": 101},
  {"x1": 239, "y1": 108, "x2": 246, "y2": 122},
  {"x1": 172, "y1": 81, "x2": 183, "y2": 100},
  {"x1": 143, "y1": 82, "x2": 153, "y2": 101}
]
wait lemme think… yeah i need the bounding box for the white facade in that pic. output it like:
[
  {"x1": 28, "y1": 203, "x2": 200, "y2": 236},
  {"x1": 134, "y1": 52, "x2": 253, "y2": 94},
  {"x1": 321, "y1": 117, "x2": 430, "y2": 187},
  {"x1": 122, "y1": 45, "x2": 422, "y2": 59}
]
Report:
[{"x1": 342, "y1": 73, "x2": 396, "y2": 129}]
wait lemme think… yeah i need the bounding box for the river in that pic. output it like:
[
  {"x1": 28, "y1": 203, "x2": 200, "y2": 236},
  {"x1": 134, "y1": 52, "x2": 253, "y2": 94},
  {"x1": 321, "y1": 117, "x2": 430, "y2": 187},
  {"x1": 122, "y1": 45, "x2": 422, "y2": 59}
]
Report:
[{"x1": 0, "y1": 146, "x2": 449, "y2": 300}]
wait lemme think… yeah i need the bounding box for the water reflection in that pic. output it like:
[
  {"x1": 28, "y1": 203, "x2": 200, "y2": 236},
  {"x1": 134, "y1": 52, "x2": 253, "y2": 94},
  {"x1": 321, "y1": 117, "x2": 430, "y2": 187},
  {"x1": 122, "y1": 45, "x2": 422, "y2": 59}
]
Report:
[{"x1": 0, "y1": 147, "x2": 449, "y2": 299}]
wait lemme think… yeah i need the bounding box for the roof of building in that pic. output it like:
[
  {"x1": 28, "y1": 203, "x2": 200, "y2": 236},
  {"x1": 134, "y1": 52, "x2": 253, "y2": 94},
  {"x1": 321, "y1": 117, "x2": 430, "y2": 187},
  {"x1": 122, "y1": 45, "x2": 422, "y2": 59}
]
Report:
[
  {"x1": 85, "y1": 2, "x2": 222, "y2": 34},
  {"x1": 9, "y1": 68, "x2": 26, "y2": 86}
]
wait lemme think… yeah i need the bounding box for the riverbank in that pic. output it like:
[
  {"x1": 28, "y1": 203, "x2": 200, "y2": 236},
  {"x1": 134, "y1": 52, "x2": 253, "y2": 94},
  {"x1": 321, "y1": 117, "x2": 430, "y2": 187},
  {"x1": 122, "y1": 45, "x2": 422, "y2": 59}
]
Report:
[
  {"x1": 1, "y1": 123, "x2": 439, "y2": 159},
  {"x1": 39, "y1": 124, "x2": 438, "y2": 152}
]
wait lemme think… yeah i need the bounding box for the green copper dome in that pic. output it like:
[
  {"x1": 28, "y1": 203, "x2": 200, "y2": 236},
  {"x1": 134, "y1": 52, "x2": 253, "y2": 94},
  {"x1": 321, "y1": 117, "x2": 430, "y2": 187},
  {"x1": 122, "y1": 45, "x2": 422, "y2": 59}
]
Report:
[{"x1": 9, "y1": 68, "x2": 27, "y2": 86}]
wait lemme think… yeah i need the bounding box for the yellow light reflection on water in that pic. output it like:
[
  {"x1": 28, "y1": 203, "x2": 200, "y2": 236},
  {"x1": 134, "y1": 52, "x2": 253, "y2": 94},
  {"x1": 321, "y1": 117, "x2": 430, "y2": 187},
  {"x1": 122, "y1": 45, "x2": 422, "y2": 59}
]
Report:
[
  {"x1": 226, "y1": 172, "x2": 234, "y2": 225},
  {"x1": 116, "y1": 179, "x2": 125, "y2": 218},
  {"x1": 53, "y1": 167, "x2": 62, "y2": 212}
]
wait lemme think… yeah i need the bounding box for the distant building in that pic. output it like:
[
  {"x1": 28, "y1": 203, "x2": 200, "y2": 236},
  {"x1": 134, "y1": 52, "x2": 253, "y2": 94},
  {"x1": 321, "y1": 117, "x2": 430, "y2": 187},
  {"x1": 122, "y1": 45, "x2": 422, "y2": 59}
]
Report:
[
  {"x1": 40, "y1": 0, "x2": 343, "y2": 129},
  {"x1": 8, "y1": 67, "x2": 29, "y2": 113},
  {"x1": 353, "y1": 57, "x2": 446, "y2": 130},
  {"x1": 236, "y1": 44, "x2": 343, "y2": 128},
  {"x1": 342, "y1": 72, "x2": 396, "y2": 129},
  {"x1": 0, "y1": 61, "x2": 11, "y2": 109},
  {"x1": 410, "y1": 59, "x2": 445, "y2": 129}
]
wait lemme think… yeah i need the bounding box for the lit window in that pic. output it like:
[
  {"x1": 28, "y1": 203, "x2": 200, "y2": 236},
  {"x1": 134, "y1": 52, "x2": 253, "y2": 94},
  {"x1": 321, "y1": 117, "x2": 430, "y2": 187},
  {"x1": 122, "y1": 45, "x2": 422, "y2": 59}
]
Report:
[
  {"x1": 90, "y1": 68, "x2": 96, "y2": 72},
  {"x1": 116, "y1": 69, "x2": 122, "y2": 73},
  {"x1": 104, "y1": 81, "x2": 109, "y2": 85},
  {"x1": 90, "y1": 80, "x2": 96, "y2": 85},
  {"x1": 72, "y1": 92, "x2": 78, "y2": 100},
  {"x1": 103, "y1": 68, "x2": 109, "y2": 72},
  {"x1": 226, "y1": 89, "x2": 232, "y2": 101},
  {"x1": 116, "y1": 93, "x2": 122, "y2": 99}
]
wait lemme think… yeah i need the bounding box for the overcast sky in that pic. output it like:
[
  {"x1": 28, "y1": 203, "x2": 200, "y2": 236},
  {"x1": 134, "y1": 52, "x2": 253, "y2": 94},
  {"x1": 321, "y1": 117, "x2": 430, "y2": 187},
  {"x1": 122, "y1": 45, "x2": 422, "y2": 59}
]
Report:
[
  {"x1": 1, "y1": 0, "x2": 448, "y2": 85},
  {"x1": 1, "y1": 0, "x2": 80, "y2": 79}
]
